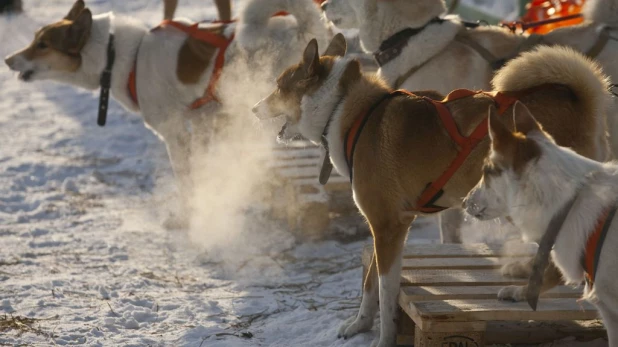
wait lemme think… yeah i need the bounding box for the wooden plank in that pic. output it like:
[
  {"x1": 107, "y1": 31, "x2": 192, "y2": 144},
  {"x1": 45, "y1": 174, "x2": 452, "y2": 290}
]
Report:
[
  {"x1": 415, "y1": 325, "x2": 485, "y2": 347},
  {"x1": 407, "y1": 298, "x2": 598, "y2": 328},
  {"x1": 484, "y1": 320, "x2": 606, "y2": 344},
  {"x1": 402, "y1": 256, "x2": 528, "y2": 270},
  {"x1": 270, "y1": 158, "x2": 320, "y2": 168},
  {"x1": 400, "y1": 285, "x2": 582, "y2": 302},
  {"x1": 401, "y1": 269, "x2": 525, "y2": 286},
  {"x1": 411, "y1": 320, "x2": 606, "y2": 345},
  {"x1": 402, "y1": 243, "x2": 537, "y2": 258},
  {"x1": 293, "y1": 176, "x2": 347, "y2": 186},
  {"x1": 362, "y1": 244, "x2": 537, "y2": 267},
  {"x1": 420, "y1": 320, "x2": 487, "y2": 333}
]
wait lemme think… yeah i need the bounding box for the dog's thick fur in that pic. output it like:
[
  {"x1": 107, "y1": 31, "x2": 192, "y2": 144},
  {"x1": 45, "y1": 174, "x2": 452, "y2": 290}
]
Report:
[
  {"x1": 4, "y1": 0, "x2": 330, "y2": 226},
  {"x1": 464, "y1": 102, "x2": 618, "y2": 344},
  {"x1": 253, "y1": 37, "x2": 611, "y2": 346},
  {"x1": 322, "y1": 0, "x2": 618, "y2": 243}
]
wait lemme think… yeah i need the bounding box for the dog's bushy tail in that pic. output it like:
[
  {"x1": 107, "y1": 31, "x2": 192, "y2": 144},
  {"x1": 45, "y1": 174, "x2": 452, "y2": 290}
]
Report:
[
  {"x1": 240, "y1": 0, "x2": 322, "y2": 30},
  {"x1": 492, "y1": 45, "x2": 611, "y2": 123},
  {"x1": 237, "y1": 0, "x2": 329, "y2": 52},
  {"x1": 583, "y1": 0, "x2": 618, "y2": 27}
]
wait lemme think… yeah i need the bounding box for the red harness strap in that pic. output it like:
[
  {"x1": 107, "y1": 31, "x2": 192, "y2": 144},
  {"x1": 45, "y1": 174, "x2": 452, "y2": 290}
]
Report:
[
  {"x1": 158, "y1": 20, "x2": 234, "y2": 109},
  {"x1": 415, "y1": 89, "x2": 519, "y2": 212},
  {"x1": 126, "y1": 19, "x2": 235, "y2": 109},
  {"x1": 343, "y1": 88, "x2": 519, "y2": 214},
  {"x1": 127, "y1": 8, "x2": 305, "y2": 109},
  {"x1": 583, "y1": 206, "x2": 616, "y2": 289},
  {"x1": 128, "y1": 63, "x2": 138, "y2": 106}
]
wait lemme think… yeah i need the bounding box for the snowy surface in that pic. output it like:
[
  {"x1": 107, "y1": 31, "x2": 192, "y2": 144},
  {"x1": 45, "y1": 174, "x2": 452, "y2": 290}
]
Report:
[{"x1": 0, "y1": 1, "x2": 607, "y2": 346}]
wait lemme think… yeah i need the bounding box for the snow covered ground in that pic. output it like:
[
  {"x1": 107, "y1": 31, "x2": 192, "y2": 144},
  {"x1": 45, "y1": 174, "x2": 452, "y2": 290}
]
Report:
[
  {"x1": 0, "y1": 1, "x2": 608, "y2": 346},
  {"x1": 0, "y1": 1, "x2": 411, "y2": 346}
]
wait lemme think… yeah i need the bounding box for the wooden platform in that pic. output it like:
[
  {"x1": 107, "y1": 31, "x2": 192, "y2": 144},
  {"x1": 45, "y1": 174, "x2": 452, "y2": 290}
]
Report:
[
  {"x1": 361, "y1": 243, "x2": 606, "y2": 346},
  {"x1": 268, "y1": 140, "x2": 356, "y2": 236}
]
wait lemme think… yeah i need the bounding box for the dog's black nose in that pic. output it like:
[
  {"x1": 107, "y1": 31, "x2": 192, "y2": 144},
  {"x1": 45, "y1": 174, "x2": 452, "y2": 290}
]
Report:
[
  {"x1": 321, "y1": 1, "x2": 328, "y2": 11},
  {"x1": 251, "y1": 105, "x2": 258, "y2": 114}
]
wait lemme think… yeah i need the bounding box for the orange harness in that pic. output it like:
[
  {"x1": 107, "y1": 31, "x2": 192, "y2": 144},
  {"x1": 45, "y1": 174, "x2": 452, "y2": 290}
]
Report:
[
  {"x1": 343, "y1": 89, "x2": 519, "y2": 214},
  {"x1": 582, "y1": 206, "x2": 616, "y2": 289},
  {"x1": 126, "y1": 0, "x2": 326, "y2": 109},
  {"x1": 127, "y1": 19, "x2": 234, "y2": 110}
]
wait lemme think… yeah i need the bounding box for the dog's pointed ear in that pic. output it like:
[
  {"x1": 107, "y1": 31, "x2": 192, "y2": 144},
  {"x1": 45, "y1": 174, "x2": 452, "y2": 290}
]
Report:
[
  {"x1": 488, "y1": 105, "x2": 515, "y2": 154},
  {"x1": 66, "y1": 8, "x2": 92, "y2": 54},
  {"x1": 302, "y1": 39, "x2": 320, "y2": 76},
  {"x1": 323, "y1": 33, "x2": 347, "y2": 57},
  {"x1": 65, "y1": 0, "x2": 86, "y2": 21},
  {"x1": 513, "y1": 101, "x2": 541, "y2": 135}
]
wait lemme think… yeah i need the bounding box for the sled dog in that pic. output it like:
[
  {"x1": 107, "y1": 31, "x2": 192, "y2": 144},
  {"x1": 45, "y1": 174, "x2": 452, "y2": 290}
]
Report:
[{"x1": 253, "y1": 36, "x2": 610, "y2": 346}]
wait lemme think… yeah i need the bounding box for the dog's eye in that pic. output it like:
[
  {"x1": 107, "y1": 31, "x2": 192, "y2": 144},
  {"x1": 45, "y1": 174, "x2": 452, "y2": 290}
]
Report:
[{"x1": 36, "y1": 42, "x2": 48, "y2": 50}]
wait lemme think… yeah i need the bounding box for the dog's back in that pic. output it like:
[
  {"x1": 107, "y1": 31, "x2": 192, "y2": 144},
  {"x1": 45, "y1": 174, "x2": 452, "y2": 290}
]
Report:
[{"x1": 350, "y1": 46, "x2": 611, "y2": 218}]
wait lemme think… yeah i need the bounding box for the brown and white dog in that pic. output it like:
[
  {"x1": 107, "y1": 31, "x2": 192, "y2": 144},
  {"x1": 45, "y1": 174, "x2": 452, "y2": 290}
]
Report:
[
  {"x1": 4, "y1": 0, "x2": 330, "y2": 226},
  {"x1": 321, "y1": 0, "x2": 618, "y2": 243},
  {"x1": 253, "y1": 36, "x2": 611, "y2": 346},
  {"x1": 464, "y1": 102, "x2": 618, "y2": 344}
]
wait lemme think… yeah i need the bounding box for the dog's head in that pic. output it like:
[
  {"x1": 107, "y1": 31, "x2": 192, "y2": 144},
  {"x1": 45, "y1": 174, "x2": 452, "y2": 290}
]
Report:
[
  {"x1": 252, "y1": 33, "x2": 356, "y2": 143},
  {"x1": 321, "y1": 0, "x2": 359, "y2": 29},
  {"x1": 464, "y1": 102, "x2": 546, "y2": 221},
  {"x1": 4, "y1": 0, "x2": 92, "y2": 82}
]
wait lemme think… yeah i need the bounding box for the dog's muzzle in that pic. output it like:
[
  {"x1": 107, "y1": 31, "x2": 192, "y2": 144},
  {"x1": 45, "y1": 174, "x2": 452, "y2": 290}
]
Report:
[{"x1": 5, "y1": 55, "x2": 34, "y2": 82}]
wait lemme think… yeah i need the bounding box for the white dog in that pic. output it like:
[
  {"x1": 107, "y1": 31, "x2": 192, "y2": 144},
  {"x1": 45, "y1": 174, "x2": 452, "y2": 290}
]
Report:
[
  {"x1": 321, "y1": 0, "x2": 618, "y2": 242},
  {"x1": 464, "y1": 101, "x2": 618, "y2": 344},
  {"x1": 4, "y1": 0, "x2": 330, "y2": 226}
]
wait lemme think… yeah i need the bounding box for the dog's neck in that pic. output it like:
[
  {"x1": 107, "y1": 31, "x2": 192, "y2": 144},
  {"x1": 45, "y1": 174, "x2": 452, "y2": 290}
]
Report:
[
  {"x1": 509, "y1": 133, "x2": 606, "y2": 246},
  {"x1": 66, "y1": 13, "x2": 147, "y2": 113},
  {"x1": 299, "y1": 58, "x2": 349, "y2": 145},
  {"x1": 299, "y1": 58, "x2": 389, "y2": 179}
]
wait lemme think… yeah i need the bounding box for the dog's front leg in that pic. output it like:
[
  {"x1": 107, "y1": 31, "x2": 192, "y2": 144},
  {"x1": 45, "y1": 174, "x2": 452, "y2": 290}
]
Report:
[
  {"x1": 438, "y1": 208, "x2": 463, "y2": 243},
  {"x1": 338, "y1": 251, "x2": 379, "y2": 339},
  {"x1": 159, "y1": 122, "x2": 193, "y2": 229},
  {"x1": 371, "y1": 221, "x2": 410, "y2": 347}
]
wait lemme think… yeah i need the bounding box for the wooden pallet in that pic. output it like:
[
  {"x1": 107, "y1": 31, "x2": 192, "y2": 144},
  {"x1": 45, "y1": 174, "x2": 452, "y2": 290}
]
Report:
[
  {"x1": 361, "y1": 243, "x2": 606, "y2": 346},
  {"x1": 267, "y1": 140, "x2": 356, "y2": 236}
]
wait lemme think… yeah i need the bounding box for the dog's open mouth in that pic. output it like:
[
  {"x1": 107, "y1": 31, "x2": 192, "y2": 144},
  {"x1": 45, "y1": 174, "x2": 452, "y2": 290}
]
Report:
[
  {"x1": 18, "y1": 70, "x2": 34, "y2": 81},
  {"x1": 276, "y1": 120, "x2": 303, "y2": 142},
  {"x1": 277, "y1": 121, "x2": 289, "y2": 141}
]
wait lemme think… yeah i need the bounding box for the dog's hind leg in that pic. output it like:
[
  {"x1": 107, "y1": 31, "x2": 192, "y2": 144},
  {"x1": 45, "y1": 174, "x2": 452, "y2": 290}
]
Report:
[
  {"x1": 438, "y1": 208, "x2": 463, "y2": 243},
  {"x1": 337, "y1": 251, "x2": 379, "y2": 339},
  {"x1": 371, "y1": 220, "x2": 411, "y2": 347}
]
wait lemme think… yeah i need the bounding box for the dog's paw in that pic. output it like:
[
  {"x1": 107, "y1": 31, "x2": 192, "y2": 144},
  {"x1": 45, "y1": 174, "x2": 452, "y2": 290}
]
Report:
[
  {"x1": 337, "y1": 314, "x2": 373, "y2": 339},
  {"x1": 497, "y1": 285, "x2": 526, "y2": 302},
  {"x1": 501, "y1": 260, "x2": 532, "y2": 278}
]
